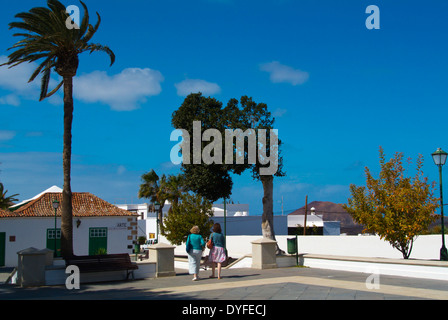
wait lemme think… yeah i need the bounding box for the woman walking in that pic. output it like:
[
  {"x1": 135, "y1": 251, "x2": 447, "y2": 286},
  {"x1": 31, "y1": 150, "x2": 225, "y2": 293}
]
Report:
[
  {"x1": 208, "y1": 223, "x2": 226, "y2": 279},
  {"x1": 186, "y1": 226, "x2": 205, "y2": 281}
]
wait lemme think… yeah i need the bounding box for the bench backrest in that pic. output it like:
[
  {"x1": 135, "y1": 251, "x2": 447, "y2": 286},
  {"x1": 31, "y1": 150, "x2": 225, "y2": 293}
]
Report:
[{"x1": 66, "y1": 253, "x2": 133, "y2": 266}]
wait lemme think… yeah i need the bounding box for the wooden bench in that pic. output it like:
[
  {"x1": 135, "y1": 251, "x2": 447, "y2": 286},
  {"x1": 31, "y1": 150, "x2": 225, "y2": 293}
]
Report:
[{"x1": 65, "y1": 254, "x2": 138, "y2": 280}]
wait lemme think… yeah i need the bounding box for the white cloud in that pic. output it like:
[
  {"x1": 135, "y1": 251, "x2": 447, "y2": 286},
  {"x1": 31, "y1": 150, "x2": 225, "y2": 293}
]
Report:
[
  {"x1": 175, "y1": 79, "x2": 221, "y2": 96},
  {"x1": 0, "y1": 56, "x2": 40, "y2": 105},
  {"x1": 260, "y1": 61, "x2": 309, "y2": 86},
  {"x1": 0, "y1": 56, "x2": 164, "y2": 111},
  {"x1": 0, "y1": 55, "x2": 62, "y2": 106},
  {"x1": 279, "y1": 182, "x2": 311, "y2": 194},
  {"x1": 0, "y1": 94, "x2": 20, "y2": 107},
  {"x1": 117, "y1": 165, "x2": 126, "y2": 175},
  {"x1": 273, "y1": 108, "x2": 287, "y2": 117},
  {"x1": 74, "y1": 68, "x2": 164, "y2": 111},
  {"x1": 0, "y1": 130, "x2": 16, "y2": 141}
]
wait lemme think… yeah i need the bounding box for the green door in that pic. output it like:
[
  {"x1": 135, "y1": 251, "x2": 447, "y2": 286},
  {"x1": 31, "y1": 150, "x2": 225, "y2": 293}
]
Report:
[
  {"x1": 46, "y1": 229, "x2": 61, "y2": 257},
  {"x1": 0, "y1": 233, "x2": 5, "y2": 266},
  {"x1": 89, "y1": 228, "x2": 108, "y2": 255}
]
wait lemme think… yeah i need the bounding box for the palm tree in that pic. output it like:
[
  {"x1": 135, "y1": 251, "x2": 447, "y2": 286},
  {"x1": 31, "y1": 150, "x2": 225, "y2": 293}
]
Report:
[
  {"x1": 1, "y1": 0, "x2": 115, "y2": 257},
  {"x1": 138, "y1": 170, "x2": 167, "y2": 234},
  {"x1": 139, "y1": 171, "x2": 188, "y2": 236},
  {"x1": 0, "y1": 183, "x2": 19, "y2": 210},
  {"x1": 164, "y1": 174, "x2": 186, "y2": 207}
]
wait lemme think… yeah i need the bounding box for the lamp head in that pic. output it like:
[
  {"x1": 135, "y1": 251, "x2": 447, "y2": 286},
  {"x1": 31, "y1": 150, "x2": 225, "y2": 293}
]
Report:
[
  {"x1": 52, "y1": 200, "x2": 59, "y2": 210},
  {"x1": 432, "y1": 148, "x2": 448, "y2": 166}
]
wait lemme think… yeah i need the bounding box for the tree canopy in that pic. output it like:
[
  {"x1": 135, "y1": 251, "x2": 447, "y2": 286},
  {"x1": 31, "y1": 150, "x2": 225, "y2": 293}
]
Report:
[
  {"x1": 162, "y1": 193, "x2": 214, "y2": 245},
  {"x1": 171, "y1": 93, "x2": 285, "y2": 250},
  {"x1": 343, "y1": 147, "x2": 439, "y2": 259}
]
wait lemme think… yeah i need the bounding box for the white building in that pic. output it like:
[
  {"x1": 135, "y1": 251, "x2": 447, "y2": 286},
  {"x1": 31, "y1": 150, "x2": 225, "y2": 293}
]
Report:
[
  {"x1": 212, "y1": 203, "x2": 249, "y2": 217},
  {"x1": 115, "y1": 202, "x2": 249, "y2": 241},
  {"x1": 287, "y1": 212, "x2": 324, "y2": 229},
  {"x1": 0, "y1": 187, "x2": 138, "y2": 267},
  {"x1": 287, "y1": 207, "x2": 340, "y2": 236}
]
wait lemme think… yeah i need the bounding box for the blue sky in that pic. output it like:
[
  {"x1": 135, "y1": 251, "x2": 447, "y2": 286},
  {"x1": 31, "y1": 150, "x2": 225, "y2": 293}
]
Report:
[{"x1": 1, "y1": 0, "x2": 448, "y2": 215}]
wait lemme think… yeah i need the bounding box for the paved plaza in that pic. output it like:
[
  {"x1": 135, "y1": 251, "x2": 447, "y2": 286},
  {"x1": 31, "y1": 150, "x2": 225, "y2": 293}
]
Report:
[{"x1": 0, "y1": 265, "x2": 447, "y2": 301}]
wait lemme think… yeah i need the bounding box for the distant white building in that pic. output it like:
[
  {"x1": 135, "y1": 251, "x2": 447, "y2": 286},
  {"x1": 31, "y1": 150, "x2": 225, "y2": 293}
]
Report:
[
  {"x1": 115, "y1": 202, "x2": 249, "y2": 241},
  {"x1": 287, "y1": 207, "x2": 340, "y2": 236},
  {"x1": 287, "y1": 212, "x2": 324, "y2": 229},
  {"x1": 212, "y1": 203, "x2": 249, "y2": 217}
]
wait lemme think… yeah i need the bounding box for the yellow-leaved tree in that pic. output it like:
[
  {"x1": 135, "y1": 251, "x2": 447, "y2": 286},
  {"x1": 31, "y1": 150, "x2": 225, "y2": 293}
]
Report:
[{"x1": 343, "y1": 147, "x2": 439, "y2": 259}]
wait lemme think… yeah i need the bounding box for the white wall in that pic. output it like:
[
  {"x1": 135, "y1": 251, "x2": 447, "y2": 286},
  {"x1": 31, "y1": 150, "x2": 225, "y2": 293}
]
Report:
[
  {"x1": 160, "y1": 234, "x2": 448, "y2": 261},
  {"x1": 74, "y1": 217, "x2": 135, "y2": 256}
]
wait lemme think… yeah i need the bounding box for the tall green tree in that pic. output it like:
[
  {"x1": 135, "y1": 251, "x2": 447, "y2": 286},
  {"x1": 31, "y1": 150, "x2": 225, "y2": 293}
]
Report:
[
  {"x1": 171, "y1": 93, "x2": 238, "y2": 202},
  {"x1": 344, "y1": 147, "x2": 439, "y2": 259},
  {"x1": 1, "y1": 0, "x2": 115, "y2": 257},
  {"x1": 171, "y1": 93, "x2": 285, "y2": 250},
  {"x1": 0, "y1": 183, "x2": 19, "y2": 210},
  {"x1": 229, "y1": 96, "x2": 285, "y2": 250}
]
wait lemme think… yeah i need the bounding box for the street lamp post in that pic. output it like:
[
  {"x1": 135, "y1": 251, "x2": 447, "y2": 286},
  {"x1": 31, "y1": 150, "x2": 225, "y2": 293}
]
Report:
[
  {"x1": 52, "y1": 199, "x2": 59, "y2": 257},
  {"x1": 432, "y1": 148, "x2": 448, "y2": 261},
  {"x1": 154, "y1": 201, "x2": 160, "y2": 244}
]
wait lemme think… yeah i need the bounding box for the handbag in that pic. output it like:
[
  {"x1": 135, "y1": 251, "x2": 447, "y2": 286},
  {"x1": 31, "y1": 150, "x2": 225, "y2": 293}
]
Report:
[
  {"x1": 186, "y1": 234, "x2": 192, "y2": 253},
  {"x1": 207, "y1": 233, "x2": 214, "y2": 249}
]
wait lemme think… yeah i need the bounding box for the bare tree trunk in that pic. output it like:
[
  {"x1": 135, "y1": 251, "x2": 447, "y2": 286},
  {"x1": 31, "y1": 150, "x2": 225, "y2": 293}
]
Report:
[
  {"x1": 261, "y1": 175, "x2": 284, "y2": 254},
  {"x1": 61, "y1": 76, "x2": 74, "y2": 258}
]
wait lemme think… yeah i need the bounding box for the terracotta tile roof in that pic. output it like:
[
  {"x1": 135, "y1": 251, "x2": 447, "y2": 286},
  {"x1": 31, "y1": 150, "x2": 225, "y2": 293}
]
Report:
[
  {"x1": 0, "y1": 208, "x2": 15, "y2": 218},
  {"x1": 2, "y1": 192, "x2": 138, "y2": 218}
]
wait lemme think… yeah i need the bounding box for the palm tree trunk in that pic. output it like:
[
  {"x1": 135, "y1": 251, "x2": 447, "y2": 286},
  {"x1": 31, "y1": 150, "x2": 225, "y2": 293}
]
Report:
[
  {"x1": 158, "y1": 204, "x2": 165, "y2": 235},
  {"x1": 61, "y1": 76, "x2": 74, "y2": 258}
]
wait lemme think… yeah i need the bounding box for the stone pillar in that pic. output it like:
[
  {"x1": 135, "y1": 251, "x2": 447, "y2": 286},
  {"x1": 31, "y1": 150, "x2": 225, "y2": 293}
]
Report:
[
  {"x1": 251, "y1": 238, "x2": 278, "y2": 269},
  {"x1": 148, "y1": 242, "x2": 176, "y2": 277}
]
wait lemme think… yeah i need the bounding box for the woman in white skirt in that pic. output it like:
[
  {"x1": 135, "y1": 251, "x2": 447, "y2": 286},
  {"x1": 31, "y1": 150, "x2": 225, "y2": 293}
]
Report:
[
  {"x1": 186, "y1": 226, "x2": 205, "y2": 281},
  {"x1": 208, "y1": 223, "x2": 226, "y2": 279}
]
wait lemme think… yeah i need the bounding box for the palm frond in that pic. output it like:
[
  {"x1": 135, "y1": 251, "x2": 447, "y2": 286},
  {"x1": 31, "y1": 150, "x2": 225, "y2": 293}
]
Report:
[
  {"x1": 85, "y1": 43, "x2": 115, "y2": 66},
  {"x1": 29, "y1": 56, "x2": 54, "y2": 82},
  {"x1": 77, "y1": 1, "x2": 90, "y2": 40},
  {"x1": 39, "y1": 64, "x2": 51, "y2": 101},
  {"x1": 45, "y1": 80, "x2": 64, "y2": 98}
]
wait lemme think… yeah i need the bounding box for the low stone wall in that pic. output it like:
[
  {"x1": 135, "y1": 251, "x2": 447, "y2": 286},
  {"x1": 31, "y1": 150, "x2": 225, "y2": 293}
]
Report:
[{"x1": 161, "y1": 234, "x2": 447, "y2": 261}]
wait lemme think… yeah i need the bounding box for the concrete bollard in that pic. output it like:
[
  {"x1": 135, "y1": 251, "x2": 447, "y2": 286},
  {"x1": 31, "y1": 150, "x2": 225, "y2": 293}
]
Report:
[
  {"x1": 251, "y1": 238, "x2": 278, "y2": 269},
  {"x1": 17, "y1": 247, "x2": 48, "y2": 287},
  {"x1": 148, "y1": 242, "x2": 176, "y2": 277}
]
